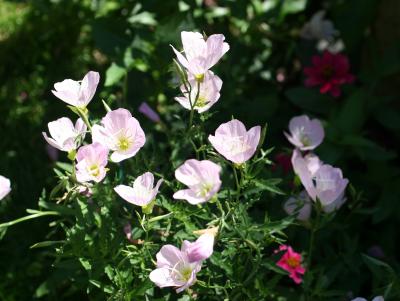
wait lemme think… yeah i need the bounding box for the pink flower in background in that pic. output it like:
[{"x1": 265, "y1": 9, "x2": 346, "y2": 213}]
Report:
[
  {"x1": 52, "y1": 71, "x2": 100, "y2": 107},
  {"x1": 182, "y1": 233, "x2": 215, "y2": 263},
  {"x1": 284, "y1": 191, "x2": 312, "y2": 221},
  {"x1": 300, "y1": 10, "x2": 338, "y2": 42},
  {"x1": 42, "y1": 117, "x2": 87, "y2": 152},
  {"x1": 173, "y1": 159, "x2": 221, "y2": 205},
  {"x1": 75, "y1": 143, "x2": 109, "y2": 183},
  {"x1": 114, "y1": 172, "x2": 163, "y2": 207},
  {"x1": 138, "y1": 102, "x2": 161, "y2": 123},
  {"x1": 304, "y1": 51, "x2": 354, "y2": 97},
  {"x1": 292, "y1": 149, "x2": 348, "y2": 212},
  {"x1": 209, "y1": 119, "x2": 261, "y2": 164},
  {"x1": 92, "y1": 108, "x2": 146, "y2": 163},
  {"x1": 275, "y1": 245, "x2": 305, "y2": 284},
  {"x1": 284, "y1": 115, "x2": 324, "y2": 151},
  {"x1": 0, "y1": 175, "x2": 11, "y2": 200},
  {"x1": 352, "y1": 297, "x2": 384, "y2": 301},
  {"x1": 149, "y1": 244, "x2": 202, "y2": 293},
  {"x1": 175, "y1": 71, "x2": 223, "y2": 113},
  {"x1": 149, "y1": 234, "x2": 214, "y2": 293},
  {"x1": 171, "y1": 31, "x2": 229, "y2": 79}
]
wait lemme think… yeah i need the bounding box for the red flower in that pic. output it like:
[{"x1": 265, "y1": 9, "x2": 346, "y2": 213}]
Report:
[
  {"x1": 304, "y1": 51, "x2": 355, "y2": 97},
  {"x1": 275, "y1": 245, "x2": 306, "y2": 284}
]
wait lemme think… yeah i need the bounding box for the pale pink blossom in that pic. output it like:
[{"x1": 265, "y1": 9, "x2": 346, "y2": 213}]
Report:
[
  {"x1": 92, "y1": 108, "x2": 146, "y2": 163},
  {"x1": 352, "y1": 297, "x2": 384, "y2": 301},
  {"x1": 42, "y1": 117, "x2": 87, "y2": 152},
  {"x1": 175, "y1": 71, "x2": 222, "y2": 113},
  {"x1": 75, "y1": 143, "x2": 109, "y2": 183},
  {"x1": 182, "y1": 233, "x2": 215, "y2": 263},
  {"x1": 171, "y1": 31, "x2": 229, "y2": 78},
  {"x1": 114, "y1": 172, "x2": 163, "y2": 207},
  {"x1": 149, "y1": 235, "x2": 214, "y2": 293},
  {"x1": 284, "y1": 115, "x2": 324, "y2": 151},
  {"x1": 275, "y1": 245, "x2": 305, "y2": 284},
  {"x1": 0, "y1": 175, "x2": 11, "y2": 200},
  {"x1": 138, "y1": 102, "x2": 161, "y2": 123},
  {"x1": 52, "y1": 71, "x2": 100, "y2": 107},
  {"x1": 300, "y1": 10, "x2": 338, "y2": 42},
  {"x1": 173, "y1": 159, "x2": 221, "y2": 205},
  {"x1": 208, "y1": 119, "x2": 261, "y2": 164},
  {"x1": 292, "y1": 149, "x2": 348, "y2": 212},
  {"x1": 284, "y1": 191, "x2": 312, "y2": 221}
]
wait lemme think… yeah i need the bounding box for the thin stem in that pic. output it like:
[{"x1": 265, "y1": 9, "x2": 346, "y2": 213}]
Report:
[
  {"x1": 307, "y1": 204, "x2": 321, "y2": 268},
  {"x1": 232, "y1": 165, "x2": 240, "y2": 198},
  {"x1": 188, "y1": 80, "x2": 201, "y2": 129}
]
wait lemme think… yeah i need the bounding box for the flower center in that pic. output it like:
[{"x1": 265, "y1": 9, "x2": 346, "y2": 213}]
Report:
[
  {"x1": 118, "y1": 136, "x2": 131, "y2": 151},
  {"x1": 88, "y1": 164, "x2": 100, "y2": 177},
  {"x1": 286, "y1": 257, "x2": 300, "y2": 268},
  {"x1": 195, "y1": 95, "x2": 207, "y2": 108},
  {"x1": 321, "y1": 65, "x2": 334, "y2": 79},
  {"x1": 179, "y1": 266, "x2": 193, "y2": 282},
  {"x1": 300, "y1": 134, "x2": 311, "y2": 146},
  {"x1": 197, "y1": 182, "x2": 213, "y2": 198}
]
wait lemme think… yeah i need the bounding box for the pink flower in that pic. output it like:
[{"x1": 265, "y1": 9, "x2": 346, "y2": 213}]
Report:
[
  {"x1": 182, "y1": 233, "x2": 215, "y2": 263},
  {"x1": 92, "y1": 108, "x2": 146, "y2": 163},
  {"x1": 75, "y1": 143, "x2": 109, "y2": 183},
  {"x1": 272, "y1": 152, "x2": 292, "y2": 174},
  {"x1": 171, "y1": 31, "x2": 229, "y2": 79},
  {"x1": 284, "y1": 191, "x2": 312, "y2": 221},
  {"x1": 208, "y1": 119, "x2": 261, "y2": 164},
  {"x1": 292, "y1": 149, "x2": 348, "y2": 212},
  {"x1": 175, "y1": 71, "x2": 222, "y2": 113},
  {"x1": 275, "y1": 245, "x2": 305, "y2": 284},
  {"x1": 149, "y1": 235, "x2": 214, "y2": 293},
  {"x1": 304, "y1": 51, "x2": 354, "y2": 97},
  {"x1": 52, "y1": 71, "x2": 100, "y2": 107},
  {"x1": 0, "y1": 175, "x2": 11, "y2": 200},
  {"x1": 352, "y1": 297, "x2": 384, "y2": 301},
  {"x1": 42, "y1": 117, "x2": 87, "y2": 152},
  {"x1": 284, "y1": 115, "x2": 324, "y2": 151},
  {"x1": 138, "y1": 102, "x2": 161, "y2": 123},
  {"x1": 114, "y1": 172, "x2": 163, "y2": 207},
  {"x1": 173, "y1": 159, "x2": 221, "y2": 204}
]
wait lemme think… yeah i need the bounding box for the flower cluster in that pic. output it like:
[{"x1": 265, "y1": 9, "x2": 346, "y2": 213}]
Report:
[
  {"x1": 284, "y1": 114, "x2": 349, "y2": 217},
  {"x1": 301, "y1": 12, "x2": 355, "y2": 97}
]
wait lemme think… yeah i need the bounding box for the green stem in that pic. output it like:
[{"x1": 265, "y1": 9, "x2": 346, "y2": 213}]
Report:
[
  {"x1": 0, "y1": 211, "x2": 60, "y2": 228},
  {"x1": 188, "y1": 80, "x2": 201, "y2": 129},
  {"x1": 307, "y1": 204, "x2": 321, "y2": 268},
  {"x1": 232, "y1": 165, "x2": 240, "y2": 197}
]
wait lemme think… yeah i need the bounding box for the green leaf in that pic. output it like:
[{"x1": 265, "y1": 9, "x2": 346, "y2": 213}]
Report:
[
  {"x1": 105, "y1": 63, "x2": 126, "y2": 87},
  {"x1": 285, "y1": 86, "x2": 333, "y2": 115}
]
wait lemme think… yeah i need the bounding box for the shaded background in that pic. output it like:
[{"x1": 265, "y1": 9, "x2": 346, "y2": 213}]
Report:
[{"x1": 0, "y1": 0, "x2": 399, "y2": 299}]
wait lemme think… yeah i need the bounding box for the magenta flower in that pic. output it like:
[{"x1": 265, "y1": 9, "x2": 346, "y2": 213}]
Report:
[
  {"x1": 114, "y1": 172, "x2": 163, "y2": 207},
  {"x1": 284, "y1": 191, "x2": 312, "y2": 221},
  {"x1": 208, "y1": 119, "x2": 261, "y2": 164},
  {"x1": 75, "y1": 143, "x2": 109, "y2": 183},
  {"x1": 292, "y1": 149, "x2": 348, "y2": 212},
  {"x1": 304, "y1": 51, "x2": 355, "y2": 97},
  {"x1": 42, "y1": 117, "x2": 87, "y2": 153},
  {"x1": 52, "y1": 71, "x2": 100, "y2": 107},
  {"x1": 175, "y1": 71, "x2": 222, "y2": 113},
  {"x1": 284, "y1": 115, "x2": 324, "y2": 151},
  {"x1": 92, "y1": 108, "x2": 146, "y2": 163},
  {"x1": 0, "y1": 175, "x2": 11, "y2": 201},
  {"x1": 182, "y1": 233, "x2": 215, "y2": 263},
  {"x1": 171, "y1": 31, "x2": 229, "y2": 79},
  {"x1": 275, "y1": 245, "x2": 305, "y2": 284},
  {"x1": 173, "y1": 159, "x2": 221, "y2": 205},
  {"x1": 149, "y1": 235, "x2": 214, "y2": 293},
  {"x1": 138, "y1": 102, "x2": 161, "y2": 123}
]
